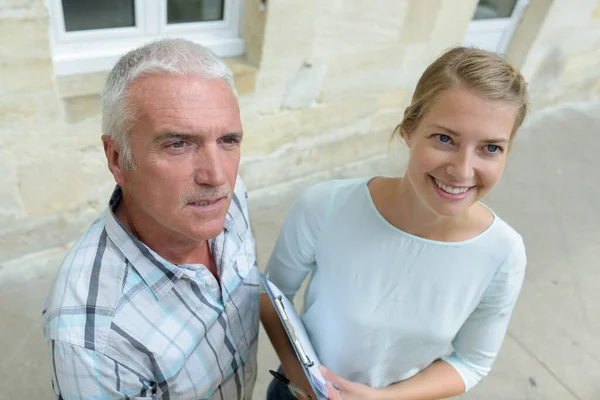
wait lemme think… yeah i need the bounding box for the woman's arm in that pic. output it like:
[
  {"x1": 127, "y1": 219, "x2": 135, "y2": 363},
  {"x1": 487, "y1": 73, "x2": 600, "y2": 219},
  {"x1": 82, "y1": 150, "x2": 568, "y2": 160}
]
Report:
[
  {"x1": 259, "y1": 182, "x2": 334, "y2": 397},
  {"x1": 376, "y1": 360, "x2": 464, "y2": 400},
  {"x1": 322, "y1": 360, "x2": 464, "y2": 400}
]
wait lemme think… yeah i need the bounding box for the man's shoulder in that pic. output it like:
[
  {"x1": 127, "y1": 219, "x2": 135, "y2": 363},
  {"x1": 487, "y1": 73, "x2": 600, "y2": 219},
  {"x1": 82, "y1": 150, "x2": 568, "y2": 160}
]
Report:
[{"x1": 42, "y1": 213, "x2": 128, "y2": 349}]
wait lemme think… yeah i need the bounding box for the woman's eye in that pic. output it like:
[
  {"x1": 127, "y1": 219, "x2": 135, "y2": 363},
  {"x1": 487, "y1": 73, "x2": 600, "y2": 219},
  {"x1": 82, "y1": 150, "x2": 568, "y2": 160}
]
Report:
[
  {"x1": 486, "y1": 144, "x2": 501, "y2": 153},
  {"x1": 435, "y1": 134, "x2": 452, "y2": 144}
]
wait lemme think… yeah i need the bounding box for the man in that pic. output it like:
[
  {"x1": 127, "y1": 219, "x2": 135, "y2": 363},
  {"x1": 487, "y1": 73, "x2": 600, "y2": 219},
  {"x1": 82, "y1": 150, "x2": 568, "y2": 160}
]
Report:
[{"x1": 42, "y1": 38, "x2": 259, "y2": 399}]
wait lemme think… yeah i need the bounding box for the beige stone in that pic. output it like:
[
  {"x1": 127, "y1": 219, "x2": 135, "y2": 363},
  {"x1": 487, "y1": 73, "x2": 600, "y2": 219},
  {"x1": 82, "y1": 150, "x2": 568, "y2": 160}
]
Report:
[
  {"x1": 313, "y1": 0, "x2": 408, "y2": 57},
  {"x1": 240, "y1": 0, "x2": 266, "y2": 66},
  {"x1": 18, "y1": 152, "x2": 106, "y2": 217},
  {"x1": 594, "y1": 0, "x2": 600, "y2": 19},
  {"x1": 400, "y1": 0, "x2": 442, "y2": 45},
  {"x1": 594, "y1": 77, "x2": 600, "y2": 93},
  {"x1": 0, "y1": 0, "x2": 45, "y2": 13},
  {"x1": 320, "y1": 48, "x2": 406, "y2": 103},
  {"x1": 429, "y1": 0, "x2": 478, "y2": 52},
  {"x1": 242, "y1": 96, "x2": 378, "y2": 157},
  {"x1": 0, "y1": 16, "x2": 51, "y2": 62},
  {"x1": 56, "y1": 71, "x2": 109, "y2": 99},
  {"x1": 372, "y1": 89, "x2": 406, "y2": 134},
  {"x1": 240, "y1": 127, "x2": 395, "y2": 190},
  {"x1": 63, "y1": 94, "x2": 101, "y2": 124},
  {"x1": 560, "y1": 49, "x2": 600, "y2": 86},
  {"x1": 259, "y1": 0, "x2": 317, "y2": 70},
  {"x1": 233, "y1": 71, "x2": 257, "y2": 96},
  {"x1": 0, "y1": 59, "x2": 54, "y2": 95},
  {"x1": 0, "y1": 161, "x2": 25, "y2": 224},
  {"x1": 0, "y1": 94, "x2": 37, "y2": 127}
]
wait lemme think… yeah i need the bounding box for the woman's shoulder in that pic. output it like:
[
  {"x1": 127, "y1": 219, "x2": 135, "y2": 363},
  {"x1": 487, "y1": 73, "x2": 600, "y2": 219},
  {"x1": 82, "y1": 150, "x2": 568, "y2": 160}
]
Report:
[
  {"x1": 298, "y1": 176, "x2": 372, "y2": 205},
  {"x1": 479, "y1": 207, "x2": 527, "y2": 270}
]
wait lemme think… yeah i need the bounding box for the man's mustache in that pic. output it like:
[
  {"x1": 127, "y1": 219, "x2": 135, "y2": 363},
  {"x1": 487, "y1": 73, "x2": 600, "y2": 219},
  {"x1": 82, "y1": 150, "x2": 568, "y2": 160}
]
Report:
[{"x1": 181, "y1": 185, "x2": 232, "y2": 205}]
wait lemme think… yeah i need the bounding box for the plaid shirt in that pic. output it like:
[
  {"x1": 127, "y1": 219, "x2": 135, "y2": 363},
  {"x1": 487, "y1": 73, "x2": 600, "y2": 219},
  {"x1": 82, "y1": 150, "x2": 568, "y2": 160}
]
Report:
[{"x1": 42, "y1": 177, "x2": 259, "y2": 400}]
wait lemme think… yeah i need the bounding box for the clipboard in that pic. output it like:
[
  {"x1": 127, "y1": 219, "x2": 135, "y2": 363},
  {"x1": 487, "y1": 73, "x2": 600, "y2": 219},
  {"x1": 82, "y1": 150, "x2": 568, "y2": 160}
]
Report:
[{"x1": 260, "y1": 273, "x2": 329, "y2": 399}]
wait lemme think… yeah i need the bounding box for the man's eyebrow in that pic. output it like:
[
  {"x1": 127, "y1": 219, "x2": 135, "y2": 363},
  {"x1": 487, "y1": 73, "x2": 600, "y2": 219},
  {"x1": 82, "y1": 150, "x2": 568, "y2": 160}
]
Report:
[
  {"x1": 153, "y1": 132, "x2": 245, "y2": 142},
  {"x1": 152, "y1": 132, "x2": 196, "y2": 142}
]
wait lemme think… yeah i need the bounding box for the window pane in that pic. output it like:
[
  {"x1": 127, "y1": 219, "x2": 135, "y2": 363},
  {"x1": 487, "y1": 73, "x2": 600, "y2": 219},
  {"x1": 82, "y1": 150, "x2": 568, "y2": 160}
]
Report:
[
  {"x1": 473, "y1": 0, "x2": 518, "y2": 20},
  {"x1": 167, "y1": 0, "x2": 225, "y2": 24},
  {"x1": 62, "y1": 0, "x2": 135, "y2": 32}
]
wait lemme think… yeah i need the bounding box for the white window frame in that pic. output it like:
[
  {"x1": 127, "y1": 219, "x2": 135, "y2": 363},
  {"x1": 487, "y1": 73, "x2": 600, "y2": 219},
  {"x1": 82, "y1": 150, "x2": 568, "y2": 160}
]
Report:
[
  {"x1": 46, "y1": 0, "x2": 244, "y2": 76},
  {"x1": 464, "y1": 0, "x2": 530, "y2": 54}
]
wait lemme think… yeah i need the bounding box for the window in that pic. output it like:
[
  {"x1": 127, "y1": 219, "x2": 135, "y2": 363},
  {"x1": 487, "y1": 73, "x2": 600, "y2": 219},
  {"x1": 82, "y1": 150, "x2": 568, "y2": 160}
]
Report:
[
  {"x1": 47, "y1": 0, "x2": 244, "y2": 76},
  {"x1": 463, "y1": 0, "x2": 530, "y2": 54}
]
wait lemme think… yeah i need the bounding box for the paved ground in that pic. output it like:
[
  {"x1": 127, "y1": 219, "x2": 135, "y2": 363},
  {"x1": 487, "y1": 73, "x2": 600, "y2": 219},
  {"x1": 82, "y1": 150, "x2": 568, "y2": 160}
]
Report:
[{"x1": 1, "y1": 100, "x2": 599, "y2": 399}]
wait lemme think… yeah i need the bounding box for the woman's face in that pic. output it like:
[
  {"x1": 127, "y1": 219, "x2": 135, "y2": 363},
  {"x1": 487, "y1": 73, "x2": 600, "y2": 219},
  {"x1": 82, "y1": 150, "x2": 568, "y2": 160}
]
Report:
[{"x1": 403, "y1": 87, "x2": 517, "y2": 218}]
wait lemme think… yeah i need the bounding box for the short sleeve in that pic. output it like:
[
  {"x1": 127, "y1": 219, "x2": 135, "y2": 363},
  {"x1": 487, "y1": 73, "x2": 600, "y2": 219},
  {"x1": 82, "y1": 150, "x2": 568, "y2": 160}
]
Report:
[{"x1": 49, "y1": 339, "x2": 155, "y2": 399}]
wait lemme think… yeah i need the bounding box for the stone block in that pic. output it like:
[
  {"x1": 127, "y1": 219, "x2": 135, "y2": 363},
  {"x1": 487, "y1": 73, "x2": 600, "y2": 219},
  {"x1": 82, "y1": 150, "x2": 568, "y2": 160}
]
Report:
[
  {"x1": 281, "y1": 61, "x2": 326, "y2": 109},
  {"x1": 240, "y1": 0, "x2": 266, "y2": 66},
  {"x1": 0, "y1": 93, "x2": 37, "y2": 127},
  {"x1": 240, "y1": 126, "x2": 395, "y2": 190},
  {"x1": 594, "y1": 77, "x2": 600, "y2": 93},
  {"x1": 560, "y1": 49, "x2": 600, "y2": 86},
  {"x1": 0, "y1": 0, "x2": 45, "y2": 13},
  {"x1": 233, "y1": 70, "x2": 257, "y2": 96},
  {"x1": 0, "y1": 15, "x2": 51, "y2": 62},
  {"x1": 63, "y1": 94, "x2": 101, "y2": 124},
  {"x1": 429, "y1": 0, "x2": 479, "y2": 50},
  {"x1": 313, "y1": 0, "x2": 408, "y2": 57},
  {"x1": 17, "y1": 151, "x2": 106, "y2": 217},
  {"x1": 0, "y1": 59, "x2": 54, "y2": 95},
  {"x1": 242, "y1": 96, "x2": 378, "y2": 157},
  {"x1": 259, "y1": 0, "x2": 316, "y2": 69},
  {"x1": 56, "y1": 71, "x2": 108, "y2": 99},
  {"x1": 320, "y1": 48, "x2": 406, "y2": 103},
  {"x1": 0, "y1": 161, "x2": 26, "y2": 225},
  {"x1": 372, "y1": 89, "x2": 407, "y2": 134},
  {"x1": 400, "y1": 0, "x2": 442, "y2": 45}
]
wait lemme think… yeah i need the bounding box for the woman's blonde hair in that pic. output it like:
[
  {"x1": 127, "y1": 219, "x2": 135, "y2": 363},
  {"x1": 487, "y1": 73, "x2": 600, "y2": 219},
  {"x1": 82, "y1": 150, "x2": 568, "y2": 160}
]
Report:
[{"x1": 394, "y1": 46, "x2": 529, "y2": 143}]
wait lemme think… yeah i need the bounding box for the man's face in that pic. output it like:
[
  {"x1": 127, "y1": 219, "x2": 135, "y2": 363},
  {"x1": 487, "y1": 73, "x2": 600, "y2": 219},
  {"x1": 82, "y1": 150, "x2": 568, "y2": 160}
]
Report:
[{"x1": 109, "y1": 73, "x2": 242, "y2": 243}]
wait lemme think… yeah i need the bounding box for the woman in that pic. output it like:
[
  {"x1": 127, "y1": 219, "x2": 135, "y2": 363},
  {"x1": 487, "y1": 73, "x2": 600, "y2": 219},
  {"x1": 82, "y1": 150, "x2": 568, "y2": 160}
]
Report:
[{"x1": 261, "y1": 46, "x2": 529, "y2": 400}]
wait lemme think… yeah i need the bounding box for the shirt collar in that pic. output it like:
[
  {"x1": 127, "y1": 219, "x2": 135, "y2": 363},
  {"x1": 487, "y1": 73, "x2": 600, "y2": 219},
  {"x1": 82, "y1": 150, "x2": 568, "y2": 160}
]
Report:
[{"x1": 104, "y1": 185, "x2": 185, "y2": 300}]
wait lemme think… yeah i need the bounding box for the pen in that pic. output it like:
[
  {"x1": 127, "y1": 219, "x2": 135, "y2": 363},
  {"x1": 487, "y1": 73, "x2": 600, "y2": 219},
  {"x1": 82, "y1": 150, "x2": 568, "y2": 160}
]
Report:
[{"x1": 269, "y1": 369, "x2": 313, "y2": 399}]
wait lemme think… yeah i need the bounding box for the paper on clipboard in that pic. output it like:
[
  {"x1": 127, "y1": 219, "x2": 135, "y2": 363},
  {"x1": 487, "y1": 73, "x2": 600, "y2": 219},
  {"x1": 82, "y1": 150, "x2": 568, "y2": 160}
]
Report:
[{"x1": 260, "y1": 273, "x2": 329, "y2": 399}]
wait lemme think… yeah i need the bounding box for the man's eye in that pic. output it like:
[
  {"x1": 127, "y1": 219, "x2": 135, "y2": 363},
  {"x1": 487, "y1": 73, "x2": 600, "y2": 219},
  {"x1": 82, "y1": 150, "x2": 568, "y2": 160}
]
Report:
[
  {"x1": 170, "y1": 141, "x2": 186, "y2": 148},
  {"x1": 222, "y1": 137, "x2": 241, "y2": 145}
]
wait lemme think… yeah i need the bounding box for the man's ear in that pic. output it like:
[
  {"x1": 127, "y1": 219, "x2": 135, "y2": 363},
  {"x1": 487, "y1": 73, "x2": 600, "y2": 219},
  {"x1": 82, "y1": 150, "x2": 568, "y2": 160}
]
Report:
[{"x1": 102, "y1": 135, "x2": 125, "y2": 186}]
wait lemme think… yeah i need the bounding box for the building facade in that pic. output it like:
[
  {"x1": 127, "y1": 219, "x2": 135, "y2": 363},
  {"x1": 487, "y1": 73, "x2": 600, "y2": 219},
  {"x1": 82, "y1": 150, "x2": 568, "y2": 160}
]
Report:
[{"x1": 1, "y1": 0, "x2": 600, "y2": 274}]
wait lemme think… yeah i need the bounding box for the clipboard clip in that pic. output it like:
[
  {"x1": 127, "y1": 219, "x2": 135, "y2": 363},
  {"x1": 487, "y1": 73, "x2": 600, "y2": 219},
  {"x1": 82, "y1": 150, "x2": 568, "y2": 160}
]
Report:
[{"x1": 274, "y1": 295, "x2": 315, "y2": 367}]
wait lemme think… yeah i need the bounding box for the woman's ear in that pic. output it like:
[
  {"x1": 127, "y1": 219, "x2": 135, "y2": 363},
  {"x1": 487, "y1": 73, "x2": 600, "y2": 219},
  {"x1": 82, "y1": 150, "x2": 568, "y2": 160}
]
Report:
[{"x1": 402, "y1": 129, "x2": 412, "y2": 149}]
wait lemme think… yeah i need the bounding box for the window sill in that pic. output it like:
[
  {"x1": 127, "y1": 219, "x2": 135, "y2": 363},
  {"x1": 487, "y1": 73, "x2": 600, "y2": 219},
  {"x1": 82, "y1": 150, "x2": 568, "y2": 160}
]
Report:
[{"x1": 56, "y1": 56, "x2": 257, "y2": 100}]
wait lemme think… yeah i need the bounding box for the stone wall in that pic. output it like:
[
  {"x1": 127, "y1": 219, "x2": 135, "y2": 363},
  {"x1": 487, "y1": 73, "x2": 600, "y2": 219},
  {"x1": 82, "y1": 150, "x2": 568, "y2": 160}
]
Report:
[
  {"x1": 1, "y1": 0, "x2": 600, "y2": 269},
  {"x1": 510, "y1": 0, "x2": 600, "y2": 109}
]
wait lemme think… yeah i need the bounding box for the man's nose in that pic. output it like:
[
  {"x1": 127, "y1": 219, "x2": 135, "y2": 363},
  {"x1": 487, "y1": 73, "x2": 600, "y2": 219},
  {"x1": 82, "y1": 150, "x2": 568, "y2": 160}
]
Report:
[{"x1": 194, "y1": 144, "x2": 227, "y2": 188}]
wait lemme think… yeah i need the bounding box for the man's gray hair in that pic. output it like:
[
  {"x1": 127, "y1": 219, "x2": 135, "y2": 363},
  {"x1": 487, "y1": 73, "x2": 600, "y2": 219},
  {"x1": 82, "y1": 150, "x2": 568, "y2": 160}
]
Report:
[{"x1": 101, "y1": 38, "x2": 237, "y2": 170}]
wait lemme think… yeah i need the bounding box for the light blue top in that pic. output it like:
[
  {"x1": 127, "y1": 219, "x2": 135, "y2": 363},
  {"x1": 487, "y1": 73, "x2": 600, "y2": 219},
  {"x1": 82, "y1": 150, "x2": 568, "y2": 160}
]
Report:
[{"x1": 265, "y1": 177, "x2": 526, "y2": 391}]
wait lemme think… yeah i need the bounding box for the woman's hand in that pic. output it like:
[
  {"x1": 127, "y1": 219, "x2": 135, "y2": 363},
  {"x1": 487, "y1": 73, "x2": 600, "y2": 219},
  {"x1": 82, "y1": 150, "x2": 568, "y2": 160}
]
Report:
[{"x1": 320, "y1": 366, "x2": 378, "y2": 400}]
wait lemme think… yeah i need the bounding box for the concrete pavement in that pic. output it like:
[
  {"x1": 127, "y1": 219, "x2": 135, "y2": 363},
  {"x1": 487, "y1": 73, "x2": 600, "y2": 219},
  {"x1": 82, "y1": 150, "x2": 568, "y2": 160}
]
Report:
[{"x1": 1, "y1": 100, "x2": 599, "y2": 399}]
